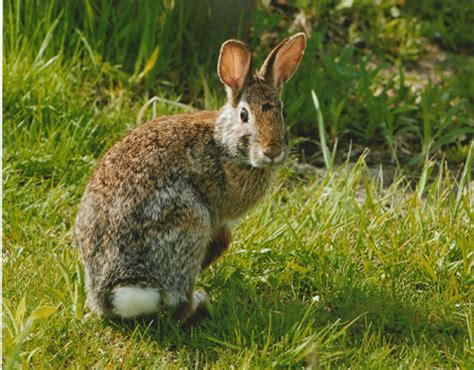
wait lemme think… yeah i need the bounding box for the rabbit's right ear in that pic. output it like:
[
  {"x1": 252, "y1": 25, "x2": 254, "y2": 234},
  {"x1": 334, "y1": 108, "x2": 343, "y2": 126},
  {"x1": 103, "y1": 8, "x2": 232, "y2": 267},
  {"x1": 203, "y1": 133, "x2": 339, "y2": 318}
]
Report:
[{"x1": 218, "y1": 40, "x2": 251, "y2": 98}]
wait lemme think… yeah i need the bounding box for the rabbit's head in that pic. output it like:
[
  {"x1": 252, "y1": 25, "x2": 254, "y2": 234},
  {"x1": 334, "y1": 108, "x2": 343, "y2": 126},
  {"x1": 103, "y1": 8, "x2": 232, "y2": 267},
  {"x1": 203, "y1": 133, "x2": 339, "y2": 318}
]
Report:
[{"x1": 216, "y1": 33, "x2": 306, "y2": 168}]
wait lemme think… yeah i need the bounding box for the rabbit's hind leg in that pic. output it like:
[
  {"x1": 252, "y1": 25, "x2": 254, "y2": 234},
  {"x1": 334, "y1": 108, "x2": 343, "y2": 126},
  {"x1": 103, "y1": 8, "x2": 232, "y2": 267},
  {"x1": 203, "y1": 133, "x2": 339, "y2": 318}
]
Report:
[{"x1": 109, "y1": 189, "x2": 212, "y2": 320}]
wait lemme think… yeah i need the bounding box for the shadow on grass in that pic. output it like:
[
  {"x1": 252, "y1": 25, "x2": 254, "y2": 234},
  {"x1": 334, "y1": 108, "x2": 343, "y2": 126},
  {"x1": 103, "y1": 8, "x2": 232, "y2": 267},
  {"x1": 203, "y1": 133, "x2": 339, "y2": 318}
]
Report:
[
  {"x1": 320, "y1": 282, "x2": 466, "y2": 350},
  {"x1": 105, "y1": 270, "x2": 466, "y2": 364},
  {"x1": 104, "y1": 271, "x2": 326, "y2": 364}
]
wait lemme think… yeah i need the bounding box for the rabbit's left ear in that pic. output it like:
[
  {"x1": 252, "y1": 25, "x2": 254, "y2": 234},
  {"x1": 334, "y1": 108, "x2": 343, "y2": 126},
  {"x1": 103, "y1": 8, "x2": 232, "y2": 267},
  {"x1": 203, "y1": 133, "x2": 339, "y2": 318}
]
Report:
[{"x1": 259, "y1": 33, "x2": 306, "y2": 90}]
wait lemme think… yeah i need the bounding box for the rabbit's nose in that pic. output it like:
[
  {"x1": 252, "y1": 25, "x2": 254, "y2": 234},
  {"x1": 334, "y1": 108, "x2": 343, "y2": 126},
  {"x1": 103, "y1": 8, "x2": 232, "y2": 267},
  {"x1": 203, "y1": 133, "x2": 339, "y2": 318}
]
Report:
[{"x1": 262, "y1": 145, "x2": 283, "y2": 160}]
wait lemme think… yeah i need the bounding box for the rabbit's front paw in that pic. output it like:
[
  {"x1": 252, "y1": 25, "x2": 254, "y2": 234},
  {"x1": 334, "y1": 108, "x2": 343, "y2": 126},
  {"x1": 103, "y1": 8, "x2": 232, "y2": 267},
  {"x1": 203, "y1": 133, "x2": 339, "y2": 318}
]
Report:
[
  {"x1": 201, "y1": 226, "x2": 232, "y2": 270},
  {"x1": 191, "y1": 289, "x2": 209, "y2": 312}
]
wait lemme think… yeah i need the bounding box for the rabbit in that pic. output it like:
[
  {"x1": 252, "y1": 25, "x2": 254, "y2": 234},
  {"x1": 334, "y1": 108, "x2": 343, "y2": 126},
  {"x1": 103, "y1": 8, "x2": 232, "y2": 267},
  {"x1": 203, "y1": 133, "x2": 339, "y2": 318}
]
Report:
[{"x1": 75, "y1": 33, "x2": 306, "y2": 321}]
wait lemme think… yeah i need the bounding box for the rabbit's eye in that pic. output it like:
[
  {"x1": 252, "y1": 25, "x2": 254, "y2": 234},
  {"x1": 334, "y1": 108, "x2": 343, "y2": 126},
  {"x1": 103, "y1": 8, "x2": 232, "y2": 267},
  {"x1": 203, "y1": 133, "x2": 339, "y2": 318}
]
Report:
[{"x1": 240, "y1": 107, "x2": 249, "y2": 123}]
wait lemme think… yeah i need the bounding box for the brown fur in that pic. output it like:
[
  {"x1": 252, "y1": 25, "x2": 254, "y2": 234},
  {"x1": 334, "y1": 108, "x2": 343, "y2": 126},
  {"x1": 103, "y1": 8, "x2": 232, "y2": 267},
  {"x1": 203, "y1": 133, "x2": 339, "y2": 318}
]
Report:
[
  {"x1": 201, "y1": 225, "x2": 232, "y2": 270},
  {"x1": 244, "y1": 78, "x2": 285, "y2": 154}
]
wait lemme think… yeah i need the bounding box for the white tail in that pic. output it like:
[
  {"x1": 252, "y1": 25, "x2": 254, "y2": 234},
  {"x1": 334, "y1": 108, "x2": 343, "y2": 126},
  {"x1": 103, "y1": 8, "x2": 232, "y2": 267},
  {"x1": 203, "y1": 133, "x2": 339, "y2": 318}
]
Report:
[{"x1": 111, "y1": 286, "x2": 161, "y2": 318}]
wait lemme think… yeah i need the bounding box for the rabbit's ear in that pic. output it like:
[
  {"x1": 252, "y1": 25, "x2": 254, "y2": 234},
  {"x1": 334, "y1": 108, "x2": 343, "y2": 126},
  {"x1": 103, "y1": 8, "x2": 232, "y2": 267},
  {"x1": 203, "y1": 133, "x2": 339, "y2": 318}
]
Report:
[
  {"x1": 218, "y1": 40, "x2": 251, "y2": 94},
  {"x1": 259, "y1": 33, "x2": 306, "y2": 90}
]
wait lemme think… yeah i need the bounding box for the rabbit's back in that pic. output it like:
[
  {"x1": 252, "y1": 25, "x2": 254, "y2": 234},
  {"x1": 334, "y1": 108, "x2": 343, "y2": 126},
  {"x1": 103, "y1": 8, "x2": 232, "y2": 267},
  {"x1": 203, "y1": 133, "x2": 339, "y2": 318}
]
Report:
[{"x1": 85, "y1": 111, "x2": 221, "y2": 200}]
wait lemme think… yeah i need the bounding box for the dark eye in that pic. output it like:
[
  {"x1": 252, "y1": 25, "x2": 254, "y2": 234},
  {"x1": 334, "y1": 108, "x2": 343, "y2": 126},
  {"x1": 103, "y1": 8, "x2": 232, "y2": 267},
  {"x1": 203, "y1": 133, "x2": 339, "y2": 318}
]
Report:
[{"x1": 240, "y1": 107, "x2": 249, "y2": 123}]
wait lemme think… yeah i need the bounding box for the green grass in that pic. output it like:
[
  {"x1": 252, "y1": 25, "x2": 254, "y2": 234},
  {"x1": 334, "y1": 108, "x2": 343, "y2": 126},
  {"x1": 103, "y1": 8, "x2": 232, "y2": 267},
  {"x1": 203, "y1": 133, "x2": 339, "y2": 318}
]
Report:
[
  {"x1": 4, "y1": 150, "x2": 474, "y2": 367},
  {"x1": 3, "y1": 0, "x2": 474, "y2": 368}
]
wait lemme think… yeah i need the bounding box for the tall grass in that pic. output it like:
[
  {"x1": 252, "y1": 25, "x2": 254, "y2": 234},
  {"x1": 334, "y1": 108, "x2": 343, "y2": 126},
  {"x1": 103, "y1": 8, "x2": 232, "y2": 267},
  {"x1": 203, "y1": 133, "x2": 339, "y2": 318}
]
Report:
[{"x1": 4, "y1": 0, "x2": 473, "y2": 162}]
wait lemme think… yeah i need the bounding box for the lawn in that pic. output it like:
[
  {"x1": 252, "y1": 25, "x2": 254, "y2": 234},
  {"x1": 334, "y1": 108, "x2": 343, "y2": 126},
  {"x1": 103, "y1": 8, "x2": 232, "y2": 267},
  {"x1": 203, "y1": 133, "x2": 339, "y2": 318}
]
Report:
[{"x1": 3, "y1": 0, "x2": 474, "y2": 368}]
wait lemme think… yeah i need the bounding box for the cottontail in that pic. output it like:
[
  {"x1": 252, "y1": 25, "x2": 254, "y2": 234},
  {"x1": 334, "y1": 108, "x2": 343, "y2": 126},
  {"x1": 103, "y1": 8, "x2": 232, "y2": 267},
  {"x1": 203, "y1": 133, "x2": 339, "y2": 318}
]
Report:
[{"x1": 75, "y1": 33, "x2": 306, "y2": 321}]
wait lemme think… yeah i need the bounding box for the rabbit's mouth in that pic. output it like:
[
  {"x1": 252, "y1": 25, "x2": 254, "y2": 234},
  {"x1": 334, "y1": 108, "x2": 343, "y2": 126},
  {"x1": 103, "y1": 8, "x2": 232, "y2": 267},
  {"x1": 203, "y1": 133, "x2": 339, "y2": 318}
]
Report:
[{"x1": 249, "y1": 147, "x2": 287, "y2": 168}]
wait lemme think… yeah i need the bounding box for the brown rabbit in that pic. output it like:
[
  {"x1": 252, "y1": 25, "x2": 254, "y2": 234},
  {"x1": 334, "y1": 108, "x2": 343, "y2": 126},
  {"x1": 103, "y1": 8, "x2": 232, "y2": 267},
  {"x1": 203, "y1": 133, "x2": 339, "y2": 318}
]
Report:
[{"x1": 75, "y1": 33, "x2": 306, "y2": 321}]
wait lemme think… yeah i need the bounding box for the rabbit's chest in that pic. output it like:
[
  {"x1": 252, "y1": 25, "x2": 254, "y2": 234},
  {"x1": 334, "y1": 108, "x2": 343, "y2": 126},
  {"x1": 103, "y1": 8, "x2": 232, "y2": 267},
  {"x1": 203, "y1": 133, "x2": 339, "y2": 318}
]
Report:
[{"x1": 218, "y1": 165, "x2": 274, "y2": 219}]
